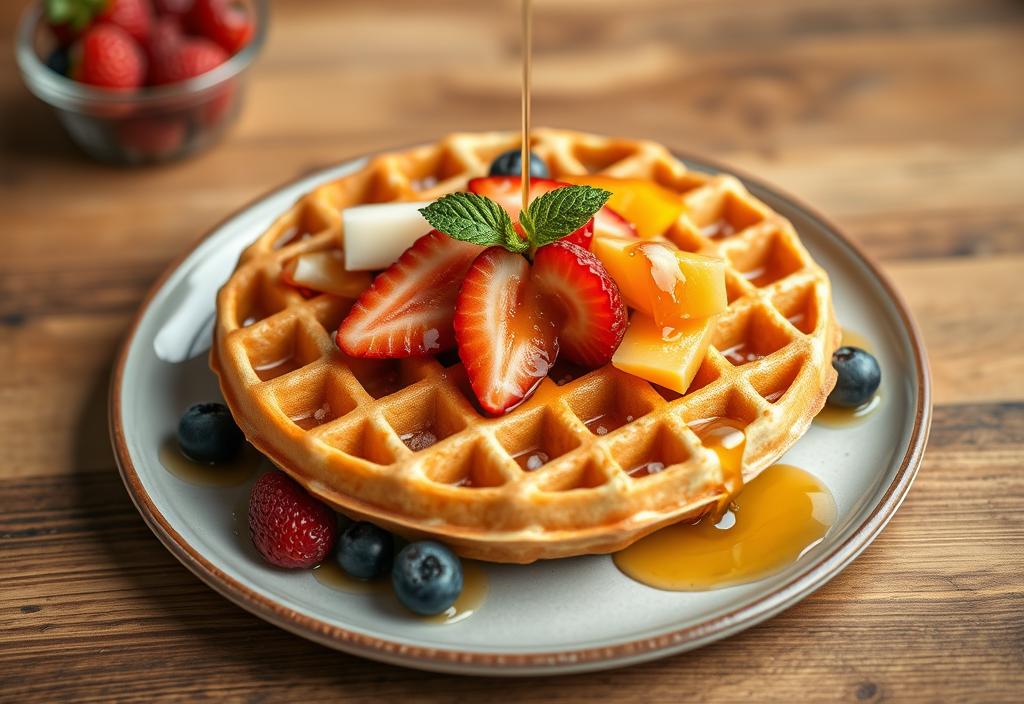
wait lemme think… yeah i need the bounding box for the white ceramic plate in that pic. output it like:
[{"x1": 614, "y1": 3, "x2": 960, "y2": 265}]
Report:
[{"x1": 110, "y1": 150, "x2": 931, "y2": 676}]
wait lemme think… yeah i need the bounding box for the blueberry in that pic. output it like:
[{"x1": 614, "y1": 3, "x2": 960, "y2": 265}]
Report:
[
  {"x1": 391, "y1": 541, "x2": 463, "y2": 616},
  {"x1": 177, "y1": 402, "x2": 243, "y2": 463},
  {"x1": 46, "y1": 48, "x2": 70, "y2": 76},
  {"x1": 488, "y1": 148, "x2": 550, "y2": 178},
  {"x1": 828, "y1": 346, "x2": 881, "y2": 408},
  {"x1": 335, "y1": 522, "x2": 394, "y2": 580}
]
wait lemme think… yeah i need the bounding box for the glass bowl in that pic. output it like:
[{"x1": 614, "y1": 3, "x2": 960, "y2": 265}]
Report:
[{"x1": 15, "y1": 0, "x2": 268, "y2": 165}]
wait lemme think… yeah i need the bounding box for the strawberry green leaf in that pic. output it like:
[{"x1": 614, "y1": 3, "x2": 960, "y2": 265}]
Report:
[
  {"x1": 419, "y1": 193, "x2": 527, "y2": 254},
  {"x1": 525, "y1": 185, "x2": 611, "y2": 248},
  {"x1": 46, "y1": 0, "x2": 105, "y2": 29}
]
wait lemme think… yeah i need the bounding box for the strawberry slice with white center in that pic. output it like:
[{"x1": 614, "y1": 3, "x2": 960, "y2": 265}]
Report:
[
  {"x1": 281, "y1": 250, "x2": 372, "y2": 298},
  {"x1": 454, "y1": 247, "x2": 559, "y2": 415},
  {"x1": 468, "y1": 176, "x2": 593, "y2": 248},
  {"x1": 336, "y1": 230, "x2": 481, "y2": 358},
  {"x1": 532, "y1": 241, "x2": 628, "y2": 368}
]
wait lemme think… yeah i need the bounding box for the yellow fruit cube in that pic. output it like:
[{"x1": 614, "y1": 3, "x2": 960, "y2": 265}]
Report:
[
  {"x1": 564, "y1": 175, "x2": 684, "y2": 238},
  {"x1": 612, "y1": 314, "x2": 715, "y2": 394},
  {"x1": 591, "y1": 236, "x2": 727, "y2": 327}
]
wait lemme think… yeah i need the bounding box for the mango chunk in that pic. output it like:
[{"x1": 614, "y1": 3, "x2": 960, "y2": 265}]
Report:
[
  {"x1": 612, "y1": 314, "x2": 715, "y2": 394},
  {"x1": 591, "y1": 236, "x2": 727, "y2": 327},
  {"x1": 563, "y1": 175, "x2": 684, "y2": 239}
]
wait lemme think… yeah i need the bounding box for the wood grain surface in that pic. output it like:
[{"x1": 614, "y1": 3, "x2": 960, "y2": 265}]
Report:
[{"x1": 1, "y1": 0, "x2": 1022, "y2": 701}]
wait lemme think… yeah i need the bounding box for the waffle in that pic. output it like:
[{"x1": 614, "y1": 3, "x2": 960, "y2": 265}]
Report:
[{"x1": 211, "y1": 128, "x2": 840, "y2": 563}]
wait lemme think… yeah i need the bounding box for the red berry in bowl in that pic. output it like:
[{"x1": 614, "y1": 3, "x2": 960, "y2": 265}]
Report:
[
  {"x1": 199, "y1": 81, "x2": 236, "y2": 126},
  {"x1": 150, "y1": 36, "x2": 227, "y2": 84},
  {"x1": 190, "y1": 0, "x2": 254, "y2": 54},
  {"x1": 71, "y1": 24, "x2": 147, "y2": 89},
  {"x1": 154, "y1": 0, "x2": 194, "y2": 16},
  {"x1": 118, "y1": 117, "x2": 187, "y2": 160},
  {"x1": 97, "y1": 0, "x2": 154, "y2": 44},
  {"x1": 248, "y1": 470, "x2": 338, "y2": 569},
  {"x1": 144, "y1": 15, "x2": 183, "y2": 70}
]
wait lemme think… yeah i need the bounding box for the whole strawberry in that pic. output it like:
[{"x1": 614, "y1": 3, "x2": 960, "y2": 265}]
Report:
[
  {"x1": 154, "y1": 0, "x2": 194, "y2": 15},
  {"x1": 145, "y1": 15, "x2": 182, "y2": 69},
  {"x1": 189, "y1": 0, "x2": 253, "y2": 54},
  {"x1": 150, "y1": 36, "x2": 227, "y2": 84},
  {"x1": 71, "y1": 23, "x2": 146, "y2": 89},
  {"x1": 97, "y1": 0, "x2": 153, "y2": 44},
  {"x1": 248, "y1": 470, "x2": 338, "y2": 569}
]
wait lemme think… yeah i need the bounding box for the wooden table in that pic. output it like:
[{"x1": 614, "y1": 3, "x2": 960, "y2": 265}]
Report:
[{"x1": 2, "y1": 0, "x2": 1022, "y2": 700}]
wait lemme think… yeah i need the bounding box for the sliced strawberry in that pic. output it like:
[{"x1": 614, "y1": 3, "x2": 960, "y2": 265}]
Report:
[
  {"x1": 467, "y1": 176, "x2": 592, "y2": 248},
  {"x1": 533, "y1": 241, "x2": 628, "y2": 368},
  {"x1": 468, "y1": 175, "x2": 566, "y2": 219},
  {"x1": 594, "y1": 205, "x2": 638, "y2": 240},
  {"x1": 281, "y1": 250, "x2": 372, "y2": 299},
  {"x1": 337, "y1": 231, "x2": 480, "y2": 358},
  {"x1": 455, "y1": 247, "x2": 559, "y2": 415}
]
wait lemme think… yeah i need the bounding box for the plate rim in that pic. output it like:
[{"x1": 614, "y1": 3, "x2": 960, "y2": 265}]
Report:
[{"x1": 108, "y1": 142, "x2": 932, "y2": 675}]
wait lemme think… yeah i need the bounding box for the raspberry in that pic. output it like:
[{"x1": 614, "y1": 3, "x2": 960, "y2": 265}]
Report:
[{"x1": 248, "y1": 471, "x2": 338, "y2": 569}]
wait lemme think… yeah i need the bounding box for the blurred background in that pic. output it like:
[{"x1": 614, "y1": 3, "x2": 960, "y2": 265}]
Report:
[
  {"x1": 1, "y1": 1, "x2": 1022, "y2": 700},
  {"x1": 2, "y1": 0, "x2": 1021, "y2": 402}
]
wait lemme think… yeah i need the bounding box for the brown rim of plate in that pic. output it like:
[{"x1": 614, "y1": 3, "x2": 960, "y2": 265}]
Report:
[{"x1": 108, "y1": 142, "x2": 932, "y2": 673}]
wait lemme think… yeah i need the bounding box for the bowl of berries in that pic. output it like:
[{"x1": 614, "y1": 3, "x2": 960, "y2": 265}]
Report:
[{"x1": 15, "y1": 0, "x2": 267, "y2": 164}]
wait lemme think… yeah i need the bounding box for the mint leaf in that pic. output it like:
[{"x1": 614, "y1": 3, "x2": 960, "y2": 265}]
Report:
[
  {"x1": 524, "y1": 185, "x2": 612, "y2": 248},
  {"x1": 419, "y1": 193, "x2": 527, "y2": 254},
  {"x1": 518, "y1": 207, "x2": 536, "y2": 241}
]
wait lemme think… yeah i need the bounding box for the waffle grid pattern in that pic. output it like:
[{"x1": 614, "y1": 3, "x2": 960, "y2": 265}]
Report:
[{"x1": 212, "y1": 129, "x2": 839, "y2": 562}]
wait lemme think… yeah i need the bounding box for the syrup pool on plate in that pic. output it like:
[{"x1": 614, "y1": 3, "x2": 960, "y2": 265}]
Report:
[
  {"x1": 422, "y1": 561, "x2": 488, "y2": 625},
  {"x1": 314, "y1": 559, "x2": 488, "y2": 625},
  {"x1": 614, "y1": 464, "x2": 836, "y2": 590},
  {"x1": 815, "y1": 391, "x2": 883, "y2": 428},
  {"x1": 313, "y1": 561, "x2": 377, "y2": 594},
  {"x1": 159, "y1": 438, "x2": 263, "y2": 487},
  {"x1": 814, "y1": 327, "x2": 883, "y2": 428}
]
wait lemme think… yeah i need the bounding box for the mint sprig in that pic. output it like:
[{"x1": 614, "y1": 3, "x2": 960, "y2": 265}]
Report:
[
  {"x1": 419, "y1": 185, "x2": 611, "y2": 257},
  {"x1": 419, "y1": 192, "x2": 527, "y2": 254}
]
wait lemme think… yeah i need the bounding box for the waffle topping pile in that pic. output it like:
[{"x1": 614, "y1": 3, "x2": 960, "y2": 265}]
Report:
[{"x1": 321, "y1": 167, "x2": 731, "y2": 416}]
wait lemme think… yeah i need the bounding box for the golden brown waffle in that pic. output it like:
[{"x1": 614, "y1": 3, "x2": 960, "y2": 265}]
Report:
[{"x1": 211, "y1": 128, "x2": 840, "y2": 563}]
